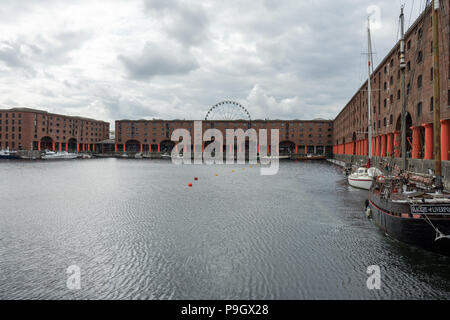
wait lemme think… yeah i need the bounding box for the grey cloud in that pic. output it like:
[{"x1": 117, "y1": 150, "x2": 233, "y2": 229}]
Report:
[
  {"x1": 118, "y1": 42, "x2": 199, "y2": 80},
  {"x1": 0, "y1": 41, "x2": 31, "y2": 69},
  {"x1": 143, "y1": 0, "x2": 209, "y2": 46},
  {"x1": 0, "y1": 30, "x2": 91, "y2": 72}
]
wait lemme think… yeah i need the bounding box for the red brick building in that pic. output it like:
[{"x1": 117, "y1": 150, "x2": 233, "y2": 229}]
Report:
[
  {"x1": 115, "y1": 119, "x2": 333, "y2": 155},
  {"x1": 0, "y1": 108, "x2": 109, "y2": 152},
  {"x1": 333, "y1": 3, "x2": 450, "y2": 161}
]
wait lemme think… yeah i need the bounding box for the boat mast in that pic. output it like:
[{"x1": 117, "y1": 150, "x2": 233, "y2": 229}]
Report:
[
  {"x1": 432, "y1": 0, "x2": 443, "y2": 190},
  {"x1": 367, "y1": 17, "x2": 373, "y2": 162},
  {"x1": 399, "y1": 6, "x2": 407, "y2": 170}
]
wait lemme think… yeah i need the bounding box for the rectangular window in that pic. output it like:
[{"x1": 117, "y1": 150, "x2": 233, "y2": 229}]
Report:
[{"x1": 417, "y1": 102, "x2": 422, "y2": 117}]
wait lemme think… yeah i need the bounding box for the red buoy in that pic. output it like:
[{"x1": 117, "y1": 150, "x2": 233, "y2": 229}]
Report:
[
  {"x1": 188, "y1": 183, "x2": 193, "y2": 187},
  {"x1": 194, "y1": 177, "x2": 198, "y2": 181}
]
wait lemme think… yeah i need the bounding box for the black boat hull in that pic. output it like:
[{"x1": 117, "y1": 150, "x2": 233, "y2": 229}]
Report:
[
  {"x1": 0, "y1": 155, "x2": 19, "y2": 159},
  {"x1": 368, "y1": 193, "x2": 450, "y2": 256}
]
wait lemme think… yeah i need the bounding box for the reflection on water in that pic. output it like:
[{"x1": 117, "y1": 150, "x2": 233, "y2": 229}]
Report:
[{"x1": 0, "y1": 159, "x2": 449, "y2": 299}]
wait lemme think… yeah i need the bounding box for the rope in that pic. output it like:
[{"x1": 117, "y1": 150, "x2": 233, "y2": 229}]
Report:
[{"x1": 422, "y1": 213, "x2": 450, "y2": 241}]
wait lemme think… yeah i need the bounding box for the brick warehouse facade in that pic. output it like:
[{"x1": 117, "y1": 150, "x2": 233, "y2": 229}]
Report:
[
  {"x1": 333, "y1": 2, "x2": 450, "y2": 161},
  {"x1": 0, "y1": 108, "x2": 109, "y2": 152},
  {"x1": 114, "y1": 119, "x2": 333, "y2": 155}
]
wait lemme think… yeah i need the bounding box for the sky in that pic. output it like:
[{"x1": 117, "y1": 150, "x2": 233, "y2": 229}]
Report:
[{"x1": 0, "y1": 0, "x2": 426, "y2": 126}]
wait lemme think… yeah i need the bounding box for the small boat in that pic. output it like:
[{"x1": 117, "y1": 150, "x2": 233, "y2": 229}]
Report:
[
  {"x1": 0, "y1": 149, "x2": 19, "y2": 159},
  {"x1": 135, "y1": 153, "x2": 143, "y2": 159},
  {"x1": 80, "y1": 154, "x2": 92, "y2": 159},
  {"x1": 298, "y1": 155, "x2": 327, "y2": 161},
  {"x1": 348, "y1": 166, "x2": 381, "y2": 190},
  {"x1": 161, "y1": 153, "x2": 171, "y2": 159},
  {"x1": 261, "y1": 155, "x2": 290, "y2": 160},
  {"x1": 41, "y1": 151, "x2": 78, "y2": 160}
]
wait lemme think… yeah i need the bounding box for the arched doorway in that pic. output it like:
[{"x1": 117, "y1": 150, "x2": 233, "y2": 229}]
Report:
[
  {"x1": 160, "y1": 140, "x2": 175, "y2": 153},
  {"x1": 68, "y1": 138, "x2": 77, "y2": 152},
  {"x1": 279, "y1": 141, "x2": 295, "y2": 155},
  {"x1": 395, "y1": 112, "x2": 413, "y2": 157},
  {"x1": 125, "y1": 140, "x2": 140, "y2": 152},
  {"x1": 40, "y1": 136, "x2": 53, "y2": 151}
]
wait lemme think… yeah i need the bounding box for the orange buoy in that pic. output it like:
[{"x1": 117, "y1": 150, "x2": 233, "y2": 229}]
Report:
[
  {"x1": 188, "y1": 183, "x2": 193, "y2": 187},
  {"x1": 215, "y1": 174, "x2": 219, "y2": 176}
]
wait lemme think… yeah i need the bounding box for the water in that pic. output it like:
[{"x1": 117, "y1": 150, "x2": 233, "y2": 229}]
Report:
[{"x1": 1, "y1": 159, "x2": 450, "y2": 300}]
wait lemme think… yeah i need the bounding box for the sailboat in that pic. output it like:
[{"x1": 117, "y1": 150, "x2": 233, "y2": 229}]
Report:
[
  {"x1": 366, "y1": 2, "x2": 450, "y2": 256},
  {"x1": 348, "y1": 17, "x2": 381, "y2": 190}
]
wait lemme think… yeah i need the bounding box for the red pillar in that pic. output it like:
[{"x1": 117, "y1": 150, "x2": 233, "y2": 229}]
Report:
[
  {"x1": 411, "y1": 127, "x2": 421, "y2": 159},
  {"x1": 65, "y1": 143, "x2": 68, "y2": 152},
  {"x1": 114, "y1": 144, "x2": 117, "y2": 153},
  {"x1": 77, "y1": 143, "x2": 79, "y2": 153},
  {"x1": 82, "y1": 144, "x2": 85, "y2": 152},
  {"x1": 387, "y1": 133, "x2": 393, "y2": 158},
  {"x1": 38, "y1": 141, "x2": 41, "y2": 151},
  {"x1": 59, "y1": 143, "x2": 62, "y2": 152},
  {"x1": 158, "y1": 144, "x2": 160, "y2": 152},
  {"x1": 295, "y1": 145, "x2": 298, "y2": 153},
  {"x1": 394, "y1": 132, "x2": 401, "y2": 158},
  {"x1": 305, "y1": 145, "x2": 307, "y2": 154},
  {"x1": 140, "y1": 144, "x2": 143, "y2": 153},
  {"x1": 52, "y1": 142, "x2": 55, "y2": 151},
  {"x1": 441, "y1": 120, "x2": 450, "y2": 161},
  {"x1": 123, "y1": 144, "x2": 125, "y2": 152},
  {"x1": 375, "y1": 136, "x2": 381, "y2": 157},
  {"x1": 202, "y1": 143, "x2": 205, "y2": 153},
  {"x1": 381, "y1": 135, "x2": 387, "y2": 157},
  {"x1": 423, "y1": 123, "x2": 434, "y2": 160}
]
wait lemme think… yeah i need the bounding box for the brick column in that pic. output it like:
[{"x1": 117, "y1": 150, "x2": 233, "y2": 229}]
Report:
[
  {"x1": 114, "y1": 144, "x2": 117, "y2": 153},
  {"x1": 441, "y1": 120, "x2": 450, "y2": 161},
  {"x1": 411, "y1": 126, "x2": 422, "y2": 159},
  {"x1": 423, "y1": 123, "x2": 433, "y2": 160}
]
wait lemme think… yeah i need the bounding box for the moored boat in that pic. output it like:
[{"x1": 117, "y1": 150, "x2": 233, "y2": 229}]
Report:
[
  {"x1": 367, "y1": 176, "x2": 450, "y2": 256},
  {"x1": 348, "y1": 166, "x2": 381, "y2": 190},
  {"x1": 41, "y1": 151, "x2": 78, "y2": 160},
  {"x1": 0, "y1": 149, "x2": 19, "y2": 159}
]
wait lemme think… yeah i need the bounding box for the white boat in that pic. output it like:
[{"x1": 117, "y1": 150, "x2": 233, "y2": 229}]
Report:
[
  {"x1": 0, "y1": 148, "x2": 19, "y2": 159},
  {"x1": 348, "y1": 167, "x2": 382, "y2": 190},
  {"x1": 134, "y1": 153, "x2": 143, "y2": 159},
  {"x1": 41, "y1": 151, "x2": 78, "y2": 160},
  {"x1": 261, "y1": 155, "x2": 290, "y2": 160}
]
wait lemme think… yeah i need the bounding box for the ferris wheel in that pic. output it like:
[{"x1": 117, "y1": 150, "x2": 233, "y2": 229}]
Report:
[{"x1": 205, "y1": 101, "x2": 251, "y2": 121}]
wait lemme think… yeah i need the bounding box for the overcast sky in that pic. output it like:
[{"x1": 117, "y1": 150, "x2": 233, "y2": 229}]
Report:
[{"x1": 0, "y1": 0, "x2": 426, "y2": 125}]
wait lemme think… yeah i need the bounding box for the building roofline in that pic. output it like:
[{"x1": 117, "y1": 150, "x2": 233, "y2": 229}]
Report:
[{"x1": 0, "y1": 107, "x2": 110, "y2": 124}]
